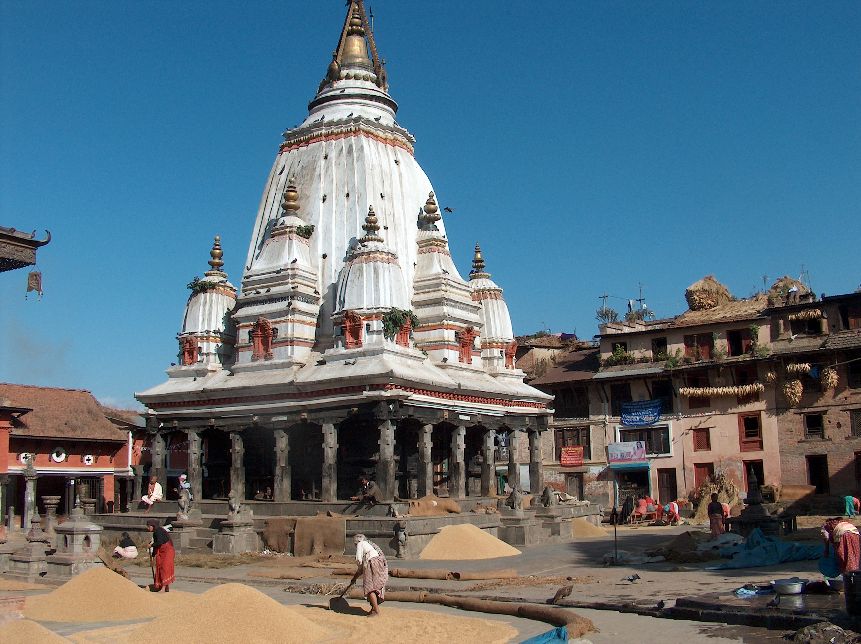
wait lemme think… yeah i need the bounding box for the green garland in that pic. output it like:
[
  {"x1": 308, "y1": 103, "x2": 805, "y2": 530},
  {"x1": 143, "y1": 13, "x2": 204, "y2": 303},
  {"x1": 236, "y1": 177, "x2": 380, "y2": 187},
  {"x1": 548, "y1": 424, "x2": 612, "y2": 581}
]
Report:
[
  {"x1": 295, "y1": 224, "x2": 315, "y2": 239},
  {"x1": 187, "y1": 277, "x2": 220, "y2": 295},
  {"x1": 382, "y1": 308, "x2": 419, "y2": 339}
]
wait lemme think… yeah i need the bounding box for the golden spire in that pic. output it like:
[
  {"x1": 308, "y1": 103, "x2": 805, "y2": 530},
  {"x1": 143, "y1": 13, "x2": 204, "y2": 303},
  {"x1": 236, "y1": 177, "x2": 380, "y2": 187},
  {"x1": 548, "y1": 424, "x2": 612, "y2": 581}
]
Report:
[
  {"x1": 318, "y1": 0, "x2": 388, "y2": 93},
  {"x1": 419, "y1": 191, "x2": 441, "y2": 230},
  {"x1": 360, "y1": 205, "x2": 384, "y2": 243},
  {"x1": 205, "y1": 235, "x2": 226, "y2": 277},
  {"x1": 469, "y1": 243, "x2": 490, "y2": 280}
]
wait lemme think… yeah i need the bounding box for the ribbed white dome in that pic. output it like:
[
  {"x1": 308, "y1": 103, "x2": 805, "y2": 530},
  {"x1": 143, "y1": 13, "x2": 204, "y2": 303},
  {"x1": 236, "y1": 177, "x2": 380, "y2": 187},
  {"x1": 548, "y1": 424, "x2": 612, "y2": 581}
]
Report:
[
  {"x1": 181, "y1": 278, "x2": 236, "y2": 335},
  {"x1": 470, "y1": 276, "x2": 514, "y2": 342},
  {"x1": 335, "y1": 233, "x2": 408, "y2": 313}
]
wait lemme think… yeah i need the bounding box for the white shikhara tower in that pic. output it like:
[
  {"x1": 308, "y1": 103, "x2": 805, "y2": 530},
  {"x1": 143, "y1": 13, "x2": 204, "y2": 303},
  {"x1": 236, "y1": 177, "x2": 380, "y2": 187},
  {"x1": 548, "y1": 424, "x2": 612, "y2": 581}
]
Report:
[{"x1": 137, "y1": 1, "x2": 550, "y2": 505}]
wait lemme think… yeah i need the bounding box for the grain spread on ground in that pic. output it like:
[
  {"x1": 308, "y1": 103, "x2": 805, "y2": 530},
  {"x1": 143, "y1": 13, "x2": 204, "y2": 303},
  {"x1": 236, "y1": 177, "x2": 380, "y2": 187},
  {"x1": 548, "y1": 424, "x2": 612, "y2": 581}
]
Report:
[
  {"x1": 571, "y1": 517, "x2": 608, "y2": 538},
  {"x1": 67, "y1": 583, "x2": 518, "y2": 644},
  {"x1": 419, "y1": 524, "x2": 521, "y2": 560},
  {"x1": 0, "y1": 618, "x2": 67, "y2": 644},
  {"x1": 24, "y1": 566, "x2": 166, "y2": 622},
  {"x1": 0, "y1": 578, "x2": 47, "y2": 591}
]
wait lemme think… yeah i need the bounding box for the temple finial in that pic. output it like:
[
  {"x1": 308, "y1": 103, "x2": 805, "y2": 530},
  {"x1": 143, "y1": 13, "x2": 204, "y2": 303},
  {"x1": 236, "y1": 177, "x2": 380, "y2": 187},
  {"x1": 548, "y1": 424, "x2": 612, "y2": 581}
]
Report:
[
  {"x1": 360, "y1": 205, "x2": 383, "y2": 243},
  {"x1": 420, "y1": 192, "x2": 441, "y2": 230},
  {"x1": 280, "y1": 178, "x2": 301, "y2": 217},
  {"x1": 205, "y1": 235, "x2": 226, "y2": 277},
  {"x1": 469, "y1": 243, "x2": 490, "y2": 280},
  {"x1": 318, "y1": 0, "x2": 387, "y2": 93}
]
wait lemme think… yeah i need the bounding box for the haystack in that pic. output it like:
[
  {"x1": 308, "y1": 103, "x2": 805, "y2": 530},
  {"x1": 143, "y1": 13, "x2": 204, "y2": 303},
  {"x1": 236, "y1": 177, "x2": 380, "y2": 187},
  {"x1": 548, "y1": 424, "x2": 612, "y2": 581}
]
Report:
[
  {"x1": 767, "y1": 276, "x2": 810, "y2": 306},
  {"x1": 685, "y1": 275, "x2": 732, "y2": 311}
]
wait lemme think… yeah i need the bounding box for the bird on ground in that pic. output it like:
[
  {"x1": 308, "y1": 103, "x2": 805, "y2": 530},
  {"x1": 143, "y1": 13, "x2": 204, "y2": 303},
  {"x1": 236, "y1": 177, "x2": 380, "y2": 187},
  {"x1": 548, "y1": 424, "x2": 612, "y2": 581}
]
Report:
[
  {"x1": 550, "y1": 585, "x2": 573, "y2": 605},
  {"x1": 766, "y1": 595, "x2": 780, "y2": 608},
  {"x1": 623, "y1": 574, "x2": 641, "y2": 583},
  {"x1": 345, "y1": 359, "x2": 357, "y2": 365},
  {"x1": 656, "y1": 600, "x2": 665, "y2": 610},
  {"x1": 444, "y1": 207, "x2": 454, "y2": 213}
]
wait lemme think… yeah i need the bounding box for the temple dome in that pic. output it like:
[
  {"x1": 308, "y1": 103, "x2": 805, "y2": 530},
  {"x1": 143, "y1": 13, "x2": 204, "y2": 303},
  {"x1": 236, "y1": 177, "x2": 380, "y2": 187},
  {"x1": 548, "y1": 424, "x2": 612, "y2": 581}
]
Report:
[
  {"x1": 335, "y1": 206, "x2": 409, "y2": 313},
  {"x1": 469, "y1": 244, "x2": 514, "y2": 344}
]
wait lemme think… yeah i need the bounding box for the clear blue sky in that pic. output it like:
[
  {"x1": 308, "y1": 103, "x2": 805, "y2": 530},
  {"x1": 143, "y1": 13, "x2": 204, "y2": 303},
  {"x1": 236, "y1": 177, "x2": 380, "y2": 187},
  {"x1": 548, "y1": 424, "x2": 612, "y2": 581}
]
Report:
[{"x1": 2, "y1": 1, "x2": 859, "y2": 409}]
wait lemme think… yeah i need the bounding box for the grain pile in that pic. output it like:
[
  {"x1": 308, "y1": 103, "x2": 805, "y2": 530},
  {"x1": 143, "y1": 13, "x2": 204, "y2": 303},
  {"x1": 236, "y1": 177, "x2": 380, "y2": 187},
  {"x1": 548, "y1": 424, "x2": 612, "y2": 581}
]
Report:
[
  {"x1": 24, "y1": 566, "x2": 165, "y2": 622},
  {"x1": 0, "y1": 579, "x2": 46, "y2": 591},
  {"x1": 571, "y1": 517, "x2": 607, "y2": 538},
  {"x1": 128, "y1": 582, "x2": 332, "y2": 643},
  {"x1": 419, "y1": 524, "x2": 521, "y2": 560},
  {"x1": 0, "y1": 618, "x2": 67, "y2": 643}
]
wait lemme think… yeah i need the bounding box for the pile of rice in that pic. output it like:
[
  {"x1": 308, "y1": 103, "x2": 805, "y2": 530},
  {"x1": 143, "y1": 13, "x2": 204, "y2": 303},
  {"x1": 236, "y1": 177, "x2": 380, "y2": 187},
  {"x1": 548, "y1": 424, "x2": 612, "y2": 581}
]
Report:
[{"x1": 419, "y1": 524, "x2": 521, "y2": 560}]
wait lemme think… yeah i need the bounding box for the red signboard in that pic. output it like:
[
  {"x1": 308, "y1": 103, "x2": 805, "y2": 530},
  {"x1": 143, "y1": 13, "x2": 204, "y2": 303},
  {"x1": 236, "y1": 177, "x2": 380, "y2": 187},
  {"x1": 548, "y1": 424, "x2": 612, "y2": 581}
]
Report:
[{"x1": 560, "y1": 445, "x2": 584, "y2": 467}]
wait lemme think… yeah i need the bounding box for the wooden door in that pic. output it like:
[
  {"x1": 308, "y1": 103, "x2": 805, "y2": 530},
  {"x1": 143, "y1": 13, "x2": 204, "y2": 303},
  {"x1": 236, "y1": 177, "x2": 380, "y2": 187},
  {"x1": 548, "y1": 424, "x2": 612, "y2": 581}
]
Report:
[{"x1": 657, "y1": 468, "x2": 677, "y2": 504}]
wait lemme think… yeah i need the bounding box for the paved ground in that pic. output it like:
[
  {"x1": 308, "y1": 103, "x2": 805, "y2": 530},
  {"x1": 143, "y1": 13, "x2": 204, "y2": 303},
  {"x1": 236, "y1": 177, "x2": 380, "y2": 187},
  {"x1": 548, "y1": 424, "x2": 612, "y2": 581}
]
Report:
[{"x1": 1, "y1": 522, "x2": 852, "y2": 641}]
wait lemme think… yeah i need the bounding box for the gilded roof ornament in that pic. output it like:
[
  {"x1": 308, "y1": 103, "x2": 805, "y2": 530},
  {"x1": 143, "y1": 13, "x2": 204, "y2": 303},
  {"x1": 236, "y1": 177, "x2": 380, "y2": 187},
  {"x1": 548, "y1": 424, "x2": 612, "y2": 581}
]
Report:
[
  {"x1": 469, "y1": 243, "x2": 490, "y2": 280},
  {"x1": 317, "y1": 0, "x2": 387, "y2": 94},
  {"x1": 280, "y1": 179, "x2": 301, "y2": 216},
  {"x1": 419, "y1": 191, "x2": 441, "y2": 230},
  {"x1": 205, "y1": 235, "x2": 227, "y2": 277},
  {"x1": 360, "y1": 205, "x2": 384, "y2": 243}
]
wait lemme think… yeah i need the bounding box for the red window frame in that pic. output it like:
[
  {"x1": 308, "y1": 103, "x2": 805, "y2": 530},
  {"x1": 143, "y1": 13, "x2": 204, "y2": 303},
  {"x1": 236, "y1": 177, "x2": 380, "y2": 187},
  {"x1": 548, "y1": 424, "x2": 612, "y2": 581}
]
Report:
[
  {"x1": 692, "y1": 427, "x2": 711, "y2": 451},
  {"x1": 739, "y1": 413, "x2": 763, "y2": 452}
]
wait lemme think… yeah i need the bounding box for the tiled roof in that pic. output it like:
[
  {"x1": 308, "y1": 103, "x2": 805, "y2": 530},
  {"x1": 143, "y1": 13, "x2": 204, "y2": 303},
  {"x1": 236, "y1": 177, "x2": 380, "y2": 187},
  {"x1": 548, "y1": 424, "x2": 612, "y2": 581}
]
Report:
[
  {"x1": 824, "y1": 330, "x2": 861, "y2": 351},
  {"x1": 529, "y1": 348, "x2": 600, "y2": 385},
  {"x1": 0, "y1": 383, "x2": 129, "y2": 441},
  {"x1": 770, "y1": 336, "x2": 826, "y2": 356},
  {"x1": 670, "y1": 295, "x2": 768, "y2": 329}
]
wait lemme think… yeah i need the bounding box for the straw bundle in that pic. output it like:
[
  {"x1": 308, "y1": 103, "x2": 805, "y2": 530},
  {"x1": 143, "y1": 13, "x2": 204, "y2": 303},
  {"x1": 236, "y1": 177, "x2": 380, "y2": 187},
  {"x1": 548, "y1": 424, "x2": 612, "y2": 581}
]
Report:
[
  {"x1": 685, "y1": 275, "x2": 732, "y2": 311},
  {"x1": 788, "y1": 309, "x2": 822, "y2": 321},
  {"x1": 821, "y1": 367, "x2": 838, "y2": 390},
  {"x1": 765, "y1": 371, "x2": 777, "y2": 384}
]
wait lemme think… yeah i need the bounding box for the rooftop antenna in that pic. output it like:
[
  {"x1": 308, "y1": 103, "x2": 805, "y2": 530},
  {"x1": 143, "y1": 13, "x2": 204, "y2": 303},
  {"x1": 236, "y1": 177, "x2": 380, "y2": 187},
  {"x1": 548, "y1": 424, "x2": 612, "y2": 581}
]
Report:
[
  {"x1": 636, "y1": 282, "x2": 647, "y2": 310},
  {"x1": 369, "y1": 5, "x2": 374, "y2": 32},
  {"x1": 761, "y1": 274, "x2": 768, "y2": 293},
  {"x1": 800, "y1": 264, "x2": 813, "y2": 294}
]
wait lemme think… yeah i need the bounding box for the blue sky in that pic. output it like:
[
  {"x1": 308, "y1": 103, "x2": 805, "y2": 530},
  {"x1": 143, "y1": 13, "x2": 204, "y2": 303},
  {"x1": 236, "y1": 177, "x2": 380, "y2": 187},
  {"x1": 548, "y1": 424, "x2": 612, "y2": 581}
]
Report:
[{"x1": 1, "y1": 1, "x2": 859, "y2": 409}]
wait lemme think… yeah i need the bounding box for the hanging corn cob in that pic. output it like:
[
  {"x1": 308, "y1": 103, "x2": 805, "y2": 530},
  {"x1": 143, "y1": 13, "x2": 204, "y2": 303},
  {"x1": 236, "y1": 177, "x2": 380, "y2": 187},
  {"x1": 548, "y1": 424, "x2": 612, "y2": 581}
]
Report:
[
  {"x1": 783, "y1": 379, "x2": 803, "y2": 405},
  {"x1": 786, "y1": 362, "x2": 812, "y2": 375},
  {"x1": 821, "y1": 366, "x2": 838, "y2": 390}
]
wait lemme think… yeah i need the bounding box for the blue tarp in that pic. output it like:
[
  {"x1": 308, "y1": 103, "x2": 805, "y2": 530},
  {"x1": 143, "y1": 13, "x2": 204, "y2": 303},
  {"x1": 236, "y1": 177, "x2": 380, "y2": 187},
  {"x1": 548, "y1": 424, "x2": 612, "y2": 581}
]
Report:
[
  {"x1": 521, "y1": 626, "x2": 568, "y2": 643},
  {"x1": 706, "y1": 528, "x2": 822, "y2": 570}
]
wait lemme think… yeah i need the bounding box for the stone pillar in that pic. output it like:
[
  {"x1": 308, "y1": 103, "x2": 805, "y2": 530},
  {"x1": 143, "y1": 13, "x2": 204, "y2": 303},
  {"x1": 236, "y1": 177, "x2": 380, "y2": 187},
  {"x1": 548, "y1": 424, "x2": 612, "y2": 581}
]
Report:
[
  {"x1": 23, "y1": 463, "x2": 37, "y2": 531},
  {"x1": 417, "y1": 424, "x2": 433, "y2": 498},
  {"x1": 481, "y1": 428, "x2": 496, "y2": 497},
  {"x1": 376, "y1": 420, "x2": 396, "y2": 501},
  {"x1": 449, "y1": 425, "x2": 466, "y2": 499},
  {"x1": 150, "y1": 431, "x2": 167, "y2": 491},
  {"x1": 132, "y1": 466, "x2": 142, "y2": 506},
  {"x1": 42, "y1": 495, "x2": 61, "y2": 545},
  {"x1": 528, "y1": 429, "x2": 543, "y2": 494},
  {"x1": 229, "y1": 431, "x2": 245, "y2": 501},
  {"x1": 186, "y1": 429, "x2": 203, "y2": 502},
  {"x1": 507, "y1": 430, "x2": 520, "y2": 491},
  {"x1": 321, "y1": 423, "x2": 338, "y2": 502},
  {"x1": 273, "y1": 429, "x2": 291, "y2": 502}
]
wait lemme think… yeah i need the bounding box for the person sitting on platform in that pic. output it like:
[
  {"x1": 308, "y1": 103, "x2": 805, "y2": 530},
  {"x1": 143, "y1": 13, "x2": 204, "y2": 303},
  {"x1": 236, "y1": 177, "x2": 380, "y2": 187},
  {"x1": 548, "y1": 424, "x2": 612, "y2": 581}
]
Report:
[
  {"x1": 142, "y1": 476, "x2": 163, "y2": 512},
  {"x1": 351, "y1": 476, "x2": 382, "y2": 506},
  {"x1": 112, "y1": 532, "x2": 139, "y2": 559}
]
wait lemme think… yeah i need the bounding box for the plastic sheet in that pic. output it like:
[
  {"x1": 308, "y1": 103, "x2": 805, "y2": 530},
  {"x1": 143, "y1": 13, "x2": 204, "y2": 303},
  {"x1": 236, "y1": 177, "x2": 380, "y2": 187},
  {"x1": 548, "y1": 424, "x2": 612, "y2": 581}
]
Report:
[
  {"x1": 706, "y1": 528, "x2": 821, "y2": 570},
  {"x1": 521, "y1": 626, "x2": 569, "y2": 643}
]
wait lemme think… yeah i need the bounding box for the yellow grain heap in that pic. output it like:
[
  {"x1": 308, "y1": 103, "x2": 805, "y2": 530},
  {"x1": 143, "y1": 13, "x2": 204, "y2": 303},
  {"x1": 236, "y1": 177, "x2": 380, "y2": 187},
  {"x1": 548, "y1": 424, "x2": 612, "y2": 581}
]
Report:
[
  {"x1": 571, "y1": 517, "x2": 608, "y2": 538},
  {"x1": 0, "y1": 619, "x2": 67, "y2": 644},
  {"x1": 24, "y1": 566, "x2": 167, "y2": 622},
  {"x1": 419, "y1": 523, "x2": 521, "y2": 560}
]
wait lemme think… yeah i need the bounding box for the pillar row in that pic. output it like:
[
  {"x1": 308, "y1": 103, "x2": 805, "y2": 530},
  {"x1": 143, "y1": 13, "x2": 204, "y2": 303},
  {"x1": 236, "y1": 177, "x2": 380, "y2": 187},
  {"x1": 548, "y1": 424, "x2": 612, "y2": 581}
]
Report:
[
  {"x1": 150, "y1": 432, "x2": 167, "y2": 492},
  {"x1": 507, "y1": 429, "x2": 520, "y2": 491},
  {"x1": 480, "y1": 428, "x2": 495, "y2": 497},
  {"x1": 186, "y1": 429, "x2": 203, "y2": 502},
  {"x1": 376, "y1": 420, "x2": 395, "y2": 501},
  {"x1": 528, "y1": 429, "x2": 543, "y2": 494}
]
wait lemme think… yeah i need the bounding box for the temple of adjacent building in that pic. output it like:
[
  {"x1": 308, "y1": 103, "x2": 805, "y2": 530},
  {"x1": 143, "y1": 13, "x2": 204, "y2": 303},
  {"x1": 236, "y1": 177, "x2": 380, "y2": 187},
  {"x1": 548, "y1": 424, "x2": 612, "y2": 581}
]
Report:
[{"x1": 136, "y1": 1, "x2": 551, "y2": 506}]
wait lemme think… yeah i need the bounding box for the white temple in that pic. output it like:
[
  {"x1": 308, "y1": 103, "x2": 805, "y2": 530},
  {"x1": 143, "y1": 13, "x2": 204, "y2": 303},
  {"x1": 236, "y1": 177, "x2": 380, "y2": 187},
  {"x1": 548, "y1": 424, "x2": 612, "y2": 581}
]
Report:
[{"x1": 136, "y1": 1, "x2": 551, "y2": 504}]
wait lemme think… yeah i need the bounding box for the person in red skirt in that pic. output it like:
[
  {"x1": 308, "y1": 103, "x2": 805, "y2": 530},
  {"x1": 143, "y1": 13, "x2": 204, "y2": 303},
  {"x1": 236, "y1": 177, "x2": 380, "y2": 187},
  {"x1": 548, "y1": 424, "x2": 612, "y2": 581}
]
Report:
[
  {"x1": 146, "y1": 519, "x2": 175, "y2": 592},
  {"x1": 822, "y1": 517, "x2": 861, "y2": 574}
]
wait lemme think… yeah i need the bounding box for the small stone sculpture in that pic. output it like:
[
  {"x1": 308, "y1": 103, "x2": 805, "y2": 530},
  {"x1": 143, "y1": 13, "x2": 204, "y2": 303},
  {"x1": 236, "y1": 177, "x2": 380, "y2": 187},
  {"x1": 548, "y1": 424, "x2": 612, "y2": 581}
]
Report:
[
  {"x1": 541, "y1": 486, "x2": 558, "y2": 508},
  {"x1": 227, "y1": 489, "x2": 241, "y2": 518},
  {"x1": 503, "y1": 486, "x2": 523, "y2": 511}
]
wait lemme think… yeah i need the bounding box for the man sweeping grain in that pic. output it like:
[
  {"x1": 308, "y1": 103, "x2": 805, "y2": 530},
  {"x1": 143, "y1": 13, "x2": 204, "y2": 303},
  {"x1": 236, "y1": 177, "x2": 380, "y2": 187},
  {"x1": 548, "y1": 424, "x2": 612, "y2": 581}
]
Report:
[
  {"x1": 349, "y1": 534, "x2": 388, "y2": 617},
  {"x1": 146, "y1": 519, "x2": 175, "y2": 592}
]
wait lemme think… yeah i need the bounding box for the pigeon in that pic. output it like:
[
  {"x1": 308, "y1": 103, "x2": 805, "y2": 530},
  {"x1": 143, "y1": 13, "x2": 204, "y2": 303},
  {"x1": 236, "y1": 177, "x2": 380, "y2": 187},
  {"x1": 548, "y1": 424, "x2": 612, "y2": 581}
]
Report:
[
  {"x1": 656, "y1": 600, "x2": 665, "y2": 610},
  {"x1": 766, "y1": 595, "x2": 780, "y2": 608},
  {"x1": 444, "y1": 206, "x2": 454, "y2": 213},
  {"x1": 347, "y1": 112, "x2": 353, "y2": 117},
  {"x1": 374, "y1": 116, "x2": 382, "y2": 122},
  {"x1": 623, "y1": 574, "x2": 641, "y2": 583},
  {"x1": 550, "y1": 585, "x2": 573, "y2": 605},
  {"x1": 291, "y1": 258, "x2": 298, "y2": 264}
]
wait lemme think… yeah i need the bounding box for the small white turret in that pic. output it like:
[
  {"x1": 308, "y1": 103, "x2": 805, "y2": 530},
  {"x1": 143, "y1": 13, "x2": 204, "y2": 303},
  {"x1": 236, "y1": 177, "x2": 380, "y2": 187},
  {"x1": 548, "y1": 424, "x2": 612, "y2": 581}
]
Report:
[
  {"x1": 172, "y1": 236, "x2": 237, "y2": 376},
  {"x1": 469, "y1": 244, "x2": 516, "y2": 373}
]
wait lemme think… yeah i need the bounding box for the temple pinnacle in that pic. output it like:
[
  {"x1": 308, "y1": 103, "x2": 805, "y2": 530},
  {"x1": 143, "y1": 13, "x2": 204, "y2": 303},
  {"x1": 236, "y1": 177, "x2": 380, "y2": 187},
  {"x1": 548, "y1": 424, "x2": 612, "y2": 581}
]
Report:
[
  {"x1": 420, "y1": 191, "x2": 441, "y2": 229},
  {"x1": 360, "y1": 205, "x2": 384, "y2": 243},
  {"x1": 470, "y1": 243, "x2": 490, "y2": 280},
  {"x1": 205, "y1": 235, "x2": 226, "y2": 277},
  {"x1": 281, "y1": 179, "x2": 300, "y2": 216}
]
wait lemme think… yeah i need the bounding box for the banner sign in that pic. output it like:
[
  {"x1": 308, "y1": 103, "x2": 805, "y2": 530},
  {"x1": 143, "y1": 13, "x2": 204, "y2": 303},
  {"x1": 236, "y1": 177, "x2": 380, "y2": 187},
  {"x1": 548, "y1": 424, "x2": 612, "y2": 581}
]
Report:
[
  {"x1": 620, "y1": 400, "x2": 662, "y2": 427},
  {"x1": 560, "y1": 445, "x2": 584, "y2": 467},
  {"x1": 607, "y1": 441, "x2": 646, "y2": 463}
]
